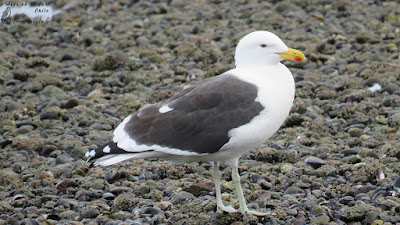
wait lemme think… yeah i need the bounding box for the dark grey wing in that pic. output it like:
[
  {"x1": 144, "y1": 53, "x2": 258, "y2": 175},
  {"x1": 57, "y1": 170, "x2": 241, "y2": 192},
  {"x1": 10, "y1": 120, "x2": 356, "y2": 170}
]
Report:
[{"x1": 123, "y1": 74, "x2": 264, "y2": 154}]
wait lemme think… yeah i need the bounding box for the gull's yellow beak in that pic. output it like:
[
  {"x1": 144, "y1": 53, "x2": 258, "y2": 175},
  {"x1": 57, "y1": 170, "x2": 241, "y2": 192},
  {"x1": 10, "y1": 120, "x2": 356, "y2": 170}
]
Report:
[{"x1": 277, "y1": 48, "x2": 306, "y2": 62}]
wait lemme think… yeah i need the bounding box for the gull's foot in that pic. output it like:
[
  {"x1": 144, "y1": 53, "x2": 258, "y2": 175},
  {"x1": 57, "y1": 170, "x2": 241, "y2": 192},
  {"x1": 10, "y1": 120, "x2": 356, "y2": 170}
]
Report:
[
  {"x1": 218, "y1": 205, "x2": 238, "y2": 213},
  {"x1": 244, "y1": 209, "x2": 269, "y2": 217}
]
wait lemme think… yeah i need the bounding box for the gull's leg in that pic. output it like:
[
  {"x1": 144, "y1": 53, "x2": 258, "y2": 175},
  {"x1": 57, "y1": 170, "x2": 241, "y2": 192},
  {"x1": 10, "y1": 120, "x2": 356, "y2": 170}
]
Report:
[
  {"x1": 212, "y1": 161, "x2": 237, "y2": 213},
  {"x1": 229, "y1": 159, "x2": 268, "y2": 216}
]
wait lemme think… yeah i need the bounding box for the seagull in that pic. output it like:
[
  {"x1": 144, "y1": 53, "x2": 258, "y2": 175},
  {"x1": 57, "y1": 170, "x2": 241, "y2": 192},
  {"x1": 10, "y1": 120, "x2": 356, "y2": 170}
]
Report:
[
  {"x1": 1, "y1": 7, "x2": 11, "y2": 21},
  {"x1": 86, "y1": 30, "x2": 305, "y2": 215}
]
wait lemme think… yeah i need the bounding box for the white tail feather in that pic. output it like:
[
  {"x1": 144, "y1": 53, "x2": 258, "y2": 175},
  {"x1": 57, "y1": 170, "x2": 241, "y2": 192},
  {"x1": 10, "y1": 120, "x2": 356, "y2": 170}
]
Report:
[{"x1": 93, "y1": 152, "x2": 165, "y2": 166}]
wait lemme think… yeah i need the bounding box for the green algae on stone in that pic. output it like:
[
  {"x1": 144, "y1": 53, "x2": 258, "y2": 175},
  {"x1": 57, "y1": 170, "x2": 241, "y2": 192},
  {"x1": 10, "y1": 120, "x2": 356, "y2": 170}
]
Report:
[
  {"x1": 0, "y1": 169, "x2": 19, "y2": 187},
  {"x1": 12, "y1": 137, "x2": 46, "y2": 152},
  {"x1": 93, "y1": 51, "x2": 128, "y2": 71},
  {"x1": 256, "y1": 148, "x2": 297, "y2": 164},
  {"x1": 215, "y1": 212, "x2": 243, "y2": 225},
  {"x1": 112, "y1": 194, "x2": 142, "y2": 212},
  {"x1": 40, "y1": 85, "x2": 69, "y2": 100},
  {"x1": 310, "y1": 215, "x2": 330, "y2": 224},
  {"x1": 342, "y1": 204, "x2": 382, "y2": 222}
]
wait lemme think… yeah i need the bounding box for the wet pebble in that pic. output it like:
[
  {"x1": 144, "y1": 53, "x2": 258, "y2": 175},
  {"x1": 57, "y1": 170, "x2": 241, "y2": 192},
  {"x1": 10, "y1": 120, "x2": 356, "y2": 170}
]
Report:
[
  {"x1": 102, "y1": 193, "x2": 115, "y2": 200},
  {"x1": 2, "y1": 0, "x2": 400, "y2": 224},
  {"x1": 304, "y1": 156, "x2": 325, "y2": 169}
]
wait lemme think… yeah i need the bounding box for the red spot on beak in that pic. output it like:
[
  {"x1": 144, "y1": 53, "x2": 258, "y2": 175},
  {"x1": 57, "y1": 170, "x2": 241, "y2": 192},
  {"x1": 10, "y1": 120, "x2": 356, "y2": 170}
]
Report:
[{"x1": 294, "y1": 56, "x2": 302, "y2": 62}]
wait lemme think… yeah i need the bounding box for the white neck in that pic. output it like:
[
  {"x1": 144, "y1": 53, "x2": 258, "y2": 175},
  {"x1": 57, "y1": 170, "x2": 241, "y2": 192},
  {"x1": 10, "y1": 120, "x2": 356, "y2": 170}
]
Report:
[
  {"x1": 230, "y1": 63, "x2": 295, "y2": 117},
  {"x1": 235, "y1": 55, "x2": 282, "y2": 68}
]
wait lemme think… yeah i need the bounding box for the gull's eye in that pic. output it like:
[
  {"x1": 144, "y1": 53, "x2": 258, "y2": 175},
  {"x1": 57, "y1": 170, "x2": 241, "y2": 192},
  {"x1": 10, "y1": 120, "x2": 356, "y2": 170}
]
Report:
[{"x1": 260, "y1": 44, "x2": 268, "y2": 48}]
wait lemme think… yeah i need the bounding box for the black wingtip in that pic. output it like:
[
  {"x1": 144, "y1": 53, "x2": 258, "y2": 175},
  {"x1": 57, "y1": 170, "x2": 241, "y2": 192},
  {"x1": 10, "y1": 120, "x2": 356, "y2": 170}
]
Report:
[
  {"x1": 85, "y1": 141, "x2": 131, "y2": 165},
  {"x1": 85, "y1": 141, "x2": 115, "y2": 164}
]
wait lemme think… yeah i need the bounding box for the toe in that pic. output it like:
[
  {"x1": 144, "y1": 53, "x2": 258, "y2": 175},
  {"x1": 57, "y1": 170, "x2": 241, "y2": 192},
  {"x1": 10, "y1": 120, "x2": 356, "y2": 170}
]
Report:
[
  {"x1": 218, "y1": 205, "x2": 238, "y2": 213},
  {"x1": 245, "y1": 209, "x2": 269, "y2": 217}
]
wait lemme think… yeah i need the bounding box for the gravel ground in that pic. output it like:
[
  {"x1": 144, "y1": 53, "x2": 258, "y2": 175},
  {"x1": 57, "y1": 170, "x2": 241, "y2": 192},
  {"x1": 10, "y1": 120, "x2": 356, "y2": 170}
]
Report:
[{"x1": 1, "y1": 0, "x2": 400, "y2": 224}]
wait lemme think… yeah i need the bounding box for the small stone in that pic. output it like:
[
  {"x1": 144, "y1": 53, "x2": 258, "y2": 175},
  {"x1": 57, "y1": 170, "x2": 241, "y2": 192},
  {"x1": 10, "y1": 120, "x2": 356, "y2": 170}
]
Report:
[
  {"x1": 310, "y1": 165, "x2": 336, "y2": 177},
  {"x1": 256, "y1": 148, "x2": 297, "y2": 163},
  {"x1": 56, "y1": 179, "x2": 78, "y2": 193},
  {"x1": 393, "y1": 176, "x2": 400, "y2": 189},
  {"x1": 110, "y1": 187, "x2": 134, "y2": 194},
  {"x1": 339, "y1": 196, "x2": 354, "y2": 205},
  {"x1": 61, "y1": 99, "x2": 79, "y2": 109},
  {"x1": 93, "y1": 51, "x2": 127, "y2": 71},
  {"x1": 41, "y1": 145, "x2": 58, "y2": 156},
  {"x1": 56, "y1": 154, "x2": 72, "y2": 164},
  {"x1": 26, "y1": 57, "x2": 49, "y2": 68},
  {"x1": 102, "y1": 193, "x2": 115, "y2": 200},
  {"x1": 349, "y1": 156, "x2": 362, "y2": 164},
  {"x1": 13, "y1": 69, "x2": 30, "y2": 81},
  {"x1": 90, "y1": 123, "x2": 113, "y2": 131},
  {"x1": 40, "y1": 85, "x2": 68, "y2": 100},
  {"x1": 383, "y1": 83, "x2": 400, "y2": 94},
  {"x1": 366, "y1": 151, "x2": 379, "y2": 159},
  {"x1": 186, "y1": 68, "x2": 205, "y2": 81},
  {"x1": 155, "y1": 201, "x2": 172, "y2": 211},
  {"x1": 110, "y1": 211, "x2": 134, "y2": 220},
  {"x1": 170, "y1": 191, "x2": 195, "y2": 204},
  {"x1": 310, "y1": 215, "x2": 330, "y2": 224},
  {"x1": 187, "y1": 182, "x2": 213, "y2": 196},
  {"x1": 278, "y1": 163, "x2": 294, "y2": 173},
  {"x1": 132, "y1": 19, "x2": 144, "y2": 28},
  {"x1": 137, "y1": 186, "x2": 151, "y2": 195},
  {"x1": 40, "y1": 111, "x2": 60, "y2": 120},
  {"x1": 61, "y1": 52, "x2": 77, "y2": 61},
  {"x1": 12, "y1": 138, "x2": 46, "y2": 151},
  {"x1": 231, "y1": 222, "x2": 244, "y2": 225},
  {"x1": 39, "y1": 171, "x2": 54, "y2": 180},
  {"x1": 87, "y1": 89, "x2": 102, "y2": 99},
  {"x1": 371, "y1": 220, "x2": 384, "y2": 225},
  {"x1": 340, "y1": 148, "x2": 359, "y2": 156},
  {"x1": 59, "y1": 210, "x2": 79, "y2": 220},
  {"x1": 113, "y1": 194, "x2": 138, "y2": 211},
  {"x1": 285, "y1": 114, "x2": 305, "y2": 127},
  {"x1": 304, "y1": 156, "x2": 325, "y2": 169},
  {"x1": 364, "y1": 211, "x2": 380, "y2": 225},
  {"x1": 342, "y1": 204, "x2": 382, "y2": 222},
  {"x1": 284, "y1": 186, "x2": 303, "y2": 195},
  {"x1": 258, "y1": 179, "x2": 273, "y2": 190},
  {"x1": 348, "y1": 127, "x2": 364, "y2": 137},
  {"x1": 221, "y1": 193, "x2": 230, "y2": 201},
  {"x1": 388, "y1": 112, "x2": 400, "y2": 127},
  {"x1": 78, "y1": 208, "x2": 100, "y2": 220},
  {"x1": 16, "y1": 125, "x2": 33, "y2": 134},
  {"x1": 5, "y1": 101, "x2": 25, "y2": 112}
]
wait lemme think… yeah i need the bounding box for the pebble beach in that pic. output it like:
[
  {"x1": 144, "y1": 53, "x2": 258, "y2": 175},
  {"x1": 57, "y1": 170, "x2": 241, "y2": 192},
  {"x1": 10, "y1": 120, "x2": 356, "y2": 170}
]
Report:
[{"x1": 1, "y1": 0, "x2": 400, "y2": 224}]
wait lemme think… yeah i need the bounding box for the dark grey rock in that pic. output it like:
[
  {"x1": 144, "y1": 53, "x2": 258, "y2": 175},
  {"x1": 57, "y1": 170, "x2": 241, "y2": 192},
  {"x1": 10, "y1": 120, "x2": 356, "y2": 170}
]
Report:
[
  {"x1": 79, "y1": 208, "x2": 100, "y2": 220},
  {"x1": 170, "y1": 191, "x2": 195, "y2": 204},
  {"x1": 340, "y1": 148, "x2": 360, "y2": 156},
  {"x1": 304, "y1": 156, "x2": 325, "y2": 169}
]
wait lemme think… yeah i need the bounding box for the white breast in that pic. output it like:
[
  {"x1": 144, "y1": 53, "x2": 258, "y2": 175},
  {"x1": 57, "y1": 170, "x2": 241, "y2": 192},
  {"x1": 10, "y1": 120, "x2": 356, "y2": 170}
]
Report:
[{"x1": 213, "y1": 64, "x2": 295, "y2": 161}]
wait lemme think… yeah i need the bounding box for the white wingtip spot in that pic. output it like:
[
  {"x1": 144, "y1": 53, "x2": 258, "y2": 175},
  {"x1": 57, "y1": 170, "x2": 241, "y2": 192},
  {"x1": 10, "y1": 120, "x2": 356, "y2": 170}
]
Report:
[
  {"x1": 89, "y1": 150, "x2": 96, "y2": 157},
  {"x1": 103, "y1": 145, "x2": 111, "y2": 153},
  {"x1": 159, "y1": 105, "x2": 173, "y2": 113}
]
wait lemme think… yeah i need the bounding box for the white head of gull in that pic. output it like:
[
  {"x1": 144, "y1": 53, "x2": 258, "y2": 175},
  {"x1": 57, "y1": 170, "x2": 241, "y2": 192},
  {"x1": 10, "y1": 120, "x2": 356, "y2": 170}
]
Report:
[{"x1": 86, "y1": 30, "x2": 305, "y2": 216}]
